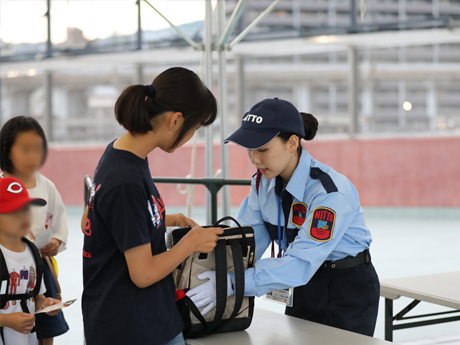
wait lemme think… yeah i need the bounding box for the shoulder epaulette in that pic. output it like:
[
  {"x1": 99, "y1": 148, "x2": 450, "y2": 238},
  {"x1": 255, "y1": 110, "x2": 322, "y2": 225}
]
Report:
[{"x1": 310, "y1": 167, "x2": 338, "y2": 194}]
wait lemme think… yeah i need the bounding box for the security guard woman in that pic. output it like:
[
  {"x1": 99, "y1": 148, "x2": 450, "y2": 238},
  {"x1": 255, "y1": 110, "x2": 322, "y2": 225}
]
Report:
[{"x1": 187, "y1": 98, "x2": 380, "y2": 336}]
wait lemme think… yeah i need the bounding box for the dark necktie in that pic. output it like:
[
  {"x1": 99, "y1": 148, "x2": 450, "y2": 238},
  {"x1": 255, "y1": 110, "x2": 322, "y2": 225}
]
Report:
[{"x1": 275, "y1": 176, "x2": 293, "y2": 241}]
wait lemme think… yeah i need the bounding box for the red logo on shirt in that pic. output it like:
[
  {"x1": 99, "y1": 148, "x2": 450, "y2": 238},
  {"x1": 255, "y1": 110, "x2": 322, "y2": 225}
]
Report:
[
  {"x1": 89, "y1": 183, "x2": 101, "y2": 210},
  {"x1": 152, "y1": 195, "x2": 165, "y2": 219},
  {"x1": 291, "y1": 203, "x2": 307, "y2": 227},
  {"x1": 309, "y1": 207, "x2": 336, "y2": 242},
  {"x1": 84, "y1": 218, "x2": 91, "y2": 236}
]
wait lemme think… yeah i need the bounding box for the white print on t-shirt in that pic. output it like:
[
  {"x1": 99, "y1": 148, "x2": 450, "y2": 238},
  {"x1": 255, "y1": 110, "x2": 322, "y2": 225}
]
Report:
[
  {"x1": 0, "y1": 243, "x2": 46, "y2": 345},
  {"x1": 147, "y1": 200, "x2": 161, "y2": 228}
]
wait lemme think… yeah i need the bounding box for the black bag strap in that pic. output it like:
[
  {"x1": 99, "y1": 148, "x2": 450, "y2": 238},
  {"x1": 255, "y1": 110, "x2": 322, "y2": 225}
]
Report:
[
  {"x1": 213, "y1": 216, "x2": 242, "y2": 228},
  {"x1": 180, "y1": 218, "x2": 252, "y2": 337},
  {"x1": 0, "y1": 246, "x2": 8, "y2": 344},
  {"x1": 213, "y1": 216, "x2": 248, "y2": 256},
  {"x1": 185, "y1": 239, "x2": 247, "y2": 337},
  {"x1": 181, "y1": 295, "x2": 208, "y2": 327},
  {"x1": 22, "y1": 237, "x2": 44, "y2": 300},
  {"x1": 184, "y1": 237, "x2": 228, "y2": 338},
  {"x1": 227, "y1": 241, "x2": 245, "y2": 320},
  {"x1": 0, "y1": 247, "x2": 9, "y2": 310},
  {"x1": 204, "y1": 239, "x2": 228, "y2": 334}
]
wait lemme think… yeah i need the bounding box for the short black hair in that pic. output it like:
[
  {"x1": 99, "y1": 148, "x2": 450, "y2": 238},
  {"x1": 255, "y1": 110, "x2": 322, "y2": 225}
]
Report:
[
  {"x1": 115, "y1": 67, "x2": 218, "y2": 148},
  {"x1": 0, "y1": 116, "x2": 48, "y2": 173}
]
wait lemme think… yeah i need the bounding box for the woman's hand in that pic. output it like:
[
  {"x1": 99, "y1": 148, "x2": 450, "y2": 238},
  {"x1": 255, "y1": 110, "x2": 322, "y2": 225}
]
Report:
[
  {"x1": 40, "y1": 238, "x2": 61, "y2": 257},
  {"x1": 183, "y1": 226, "x2": 223, "y2": 253},
  {"x1": 166, "y1": 213, "x2": 199, "y2": 228},
  {"x1": 186, "y1": 271, "x2": 234, "y2": 316},
  {"x1": 0, "y1": 313, "x2": 35, "y2": 334}
]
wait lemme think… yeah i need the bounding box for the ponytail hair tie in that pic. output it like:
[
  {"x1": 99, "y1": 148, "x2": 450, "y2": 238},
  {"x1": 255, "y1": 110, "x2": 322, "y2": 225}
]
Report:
[{"x1": 145, "y1": 84, "x2": 155, "y2": 98}]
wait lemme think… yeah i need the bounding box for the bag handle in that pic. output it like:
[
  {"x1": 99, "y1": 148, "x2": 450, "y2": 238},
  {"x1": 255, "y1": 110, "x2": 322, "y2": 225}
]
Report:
[
  {"x1": 181, "y1": 295, "x2": 208, "y2": 328},
  {"x1": 183, "y1": 217, "x2": 251, "y2": 337},
  {"x1": 213, "y1": 216, "x2": 242, "y2": 228},
  {"x1": 204, "y1": 239, "x2": 228, "y2": 334},
  {"x1": 213, "y1": 216, "x2": 248, "y2": 256},
  {"x1": 226, "y1": 241, "x2": 245, "y2": 321}
]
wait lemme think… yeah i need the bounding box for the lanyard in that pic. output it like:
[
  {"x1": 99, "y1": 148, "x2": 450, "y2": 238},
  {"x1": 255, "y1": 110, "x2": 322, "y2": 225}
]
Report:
[{"x1": 277, "y1": 195, "x2": 282, "y2": 258}]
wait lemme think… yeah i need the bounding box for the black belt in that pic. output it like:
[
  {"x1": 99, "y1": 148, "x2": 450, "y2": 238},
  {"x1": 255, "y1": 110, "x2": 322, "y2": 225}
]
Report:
[{"x1": 321, "y1": 249, "x2": 370, "y2": 271}]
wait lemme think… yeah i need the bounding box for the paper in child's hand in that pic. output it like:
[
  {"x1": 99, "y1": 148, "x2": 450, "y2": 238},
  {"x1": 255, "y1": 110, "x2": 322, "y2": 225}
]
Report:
[
  {"x1": 34, "y1": 231, "x2": 53, "y2": 249},
  {"x1": 35, "y1": 298, "x2": 77, "y2": 314}
]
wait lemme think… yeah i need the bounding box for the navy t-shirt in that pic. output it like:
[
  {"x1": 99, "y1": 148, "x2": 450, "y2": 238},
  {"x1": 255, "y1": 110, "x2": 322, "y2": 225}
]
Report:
[{"x1": 82, "y1": 141, "x2": 183, "y2": 345}]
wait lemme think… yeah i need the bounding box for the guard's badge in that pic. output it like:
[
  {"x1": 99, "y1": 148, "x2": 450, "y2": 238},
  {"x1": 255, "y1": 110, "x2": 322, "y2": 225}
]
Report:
[
  {"x1": 309, "y1": 207, "x2": 336, "y2": 242},
  {"x1": 291, "y1": 203, "x2": 307, "y2": 227}
]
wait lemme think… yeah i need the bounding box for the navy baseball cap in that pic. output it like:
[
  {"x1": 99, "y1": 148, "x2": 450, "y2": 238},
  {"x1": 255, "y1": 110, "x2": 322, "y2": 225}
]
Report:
[{"x1": 224, "y1": 98, "x2": 305, "y2": 150}]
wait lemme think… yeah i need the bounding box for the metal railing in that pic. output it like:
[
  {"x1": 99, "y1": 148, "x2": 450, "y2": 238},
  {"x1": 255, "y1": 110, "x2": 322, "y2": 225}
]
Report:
[{"x1": 84, "y1": 176, "x2": 251, "y2": 223}]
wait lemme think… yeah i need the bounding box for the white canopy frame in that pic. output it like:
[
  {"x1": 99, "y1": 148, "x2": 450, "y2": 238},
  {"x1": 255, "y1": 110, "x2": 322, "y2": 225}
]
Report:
[
  {"x1": 3, "y1": 1, "x2": 460, "y2": 223},
  {"x1": 142, "y1": 0, "x2": 282, "y2": 223}
]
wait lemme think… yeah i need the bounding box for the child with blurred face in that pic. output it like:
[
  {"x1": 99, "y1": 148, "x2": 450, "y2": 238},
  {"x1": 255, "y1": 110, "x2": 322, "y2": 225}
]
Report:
[
  {"x1": 0, "y1": 178, "x2": 61, "y2": 345},
  {"x1": 0, "y1": 116, "x2": 70, "y2": 344}
]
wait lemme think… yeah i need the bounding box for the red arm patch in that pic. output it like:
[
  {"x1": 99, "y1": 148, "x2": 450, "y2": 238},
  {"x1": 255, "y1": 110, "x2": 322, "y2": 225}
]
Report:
[
  {"x1": 309, "y1": 207, "x2": 336, "y2": 242},
  {"x1": 291, "y1": 202, "x2": 307, "y2": 227}
]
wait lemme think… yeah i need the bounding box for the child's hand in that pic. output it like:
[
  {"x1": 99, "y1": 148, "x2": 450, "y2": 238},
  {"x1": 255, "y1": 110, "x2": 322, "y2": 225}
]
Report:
[
  {"x1": 42, "y1": 298, "x2": 62, "y2": 316},
  {"x1": 174, "y1": 213, "x2": 199, "y2": 228},
  {"x1": 5, "y1": 312, "x2": 35, "y2": 334},
  {"x1": 40, "y1": 238, "x2": 61, "y2": 257}
]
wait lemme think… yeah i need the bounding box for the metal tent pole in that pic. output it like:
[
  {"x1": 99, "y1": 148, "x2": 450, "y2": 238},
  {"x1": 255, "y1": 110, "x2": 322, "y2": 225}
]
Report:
[
  {"x1": 348, "y1": 46, "x2": 359, "y2": 137},
  {"x1": 217, "y1": 0, "x2": 231, "y2": 220},
  {"x1": 228, "y1": 0, "x2": 281, "y2": 50},
  {"x1": 43, "y1": 71, "x2": 54, "y2": 141},
  {"x1": 143, "y1": 0, "x2": 201, "y2": 50},
  {"x1": 45, "y1": 0, "x2": 52, "y2": 58},
  {"x1": 136, "y1": 0, "x2": 142, "y2": 50},
  {"x1": 218, "y1": 0, "x2": 248, "y2": 49},
  {"x1": 135, "y1": 63, "x2": 143, "y2": 84},
  {"x1": 235, "y1": 55, "x2": 245, "y2": 118},
  {"x1": 204, "y1": 0, "x2": 214, "y2": 224},
  {"x1": 142, "y1": 0, "x2": 283, "y2": 223}
]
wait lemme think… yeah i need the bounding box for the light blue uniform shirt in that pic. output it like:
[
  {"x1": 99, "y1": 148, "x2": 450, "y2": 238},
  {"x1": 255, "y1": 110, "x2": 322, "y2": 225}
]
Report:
[{"x1": 232, "y1": 148, "x2": 372, "y2": 297}]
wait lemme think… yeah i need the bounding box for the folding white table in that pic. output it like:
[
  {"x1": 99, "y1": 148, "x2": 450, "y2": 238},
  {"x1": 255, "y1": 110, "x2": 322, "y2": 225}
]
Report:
[
  {"x1": 380, "y1": 271, "x2": 460, "y2": 342},
  {"x1": 186, "y1": 308, "x2": 396, "y2": 345}
]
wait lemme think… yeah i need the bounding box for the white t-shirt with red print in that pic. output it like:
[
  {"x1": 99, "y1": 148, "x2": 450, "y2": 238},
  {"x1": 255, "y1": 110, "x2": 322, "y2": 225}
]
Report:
[{"x1": 0, "y1": 242, "x2": 46, "y2": 345}]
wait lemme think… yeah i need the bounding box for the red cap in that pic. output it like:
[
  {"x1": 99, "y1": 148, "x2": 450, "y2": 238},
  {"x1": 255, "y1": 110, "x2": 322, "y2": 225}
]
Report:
[{"x1": 0, "y1": 177, "x2": 47, "y2": 214}]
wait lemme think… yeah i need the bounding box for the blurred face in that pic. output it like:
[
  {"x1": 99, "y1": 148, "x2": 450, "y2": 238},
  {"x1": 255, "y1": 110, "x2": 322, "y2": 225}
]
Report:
[
  {"x1": 247, "y1": 136, "x2": 299, "y2": 180},
  {"x1": 9, "y1": 130, "x2": 44, "y2": 175},
  {"x1": 0, "y1": 206, "x2": 32, "y2": 238}
]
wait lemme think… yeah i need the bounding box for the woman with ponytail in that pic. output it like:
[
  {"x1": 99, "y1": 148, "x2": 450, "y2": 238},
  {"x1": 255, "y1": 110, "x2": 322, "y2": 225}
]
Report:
[
  {"x1": 187, "y1": 98, "x2": 380, "y2": 337},
  {"x1": 81, "y1": 67, "x2": 224, "y2": 345}
]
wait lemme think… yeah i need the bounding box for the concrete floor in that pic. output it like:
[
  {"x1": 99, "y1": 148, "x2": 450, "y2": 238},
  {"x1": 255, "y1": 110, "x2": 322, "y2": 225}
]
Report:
[{"x1": 54, "y1": 206, "x2": 460, "y2": 344}]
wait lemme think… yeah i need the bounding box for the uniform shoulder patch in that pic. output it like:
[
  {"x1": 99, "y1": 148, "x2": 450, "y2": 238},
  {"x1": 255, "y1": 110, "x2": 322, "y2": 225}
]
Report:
[
  {"x1": 310, "y1": 167, "x2": 338, "y2": 194},
  {"x1": 291, "y1": 202, "x2": 307, "y2": 227},
  {"x1": 309, "y1": 207, "x2": 336, "y2": 242}
]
